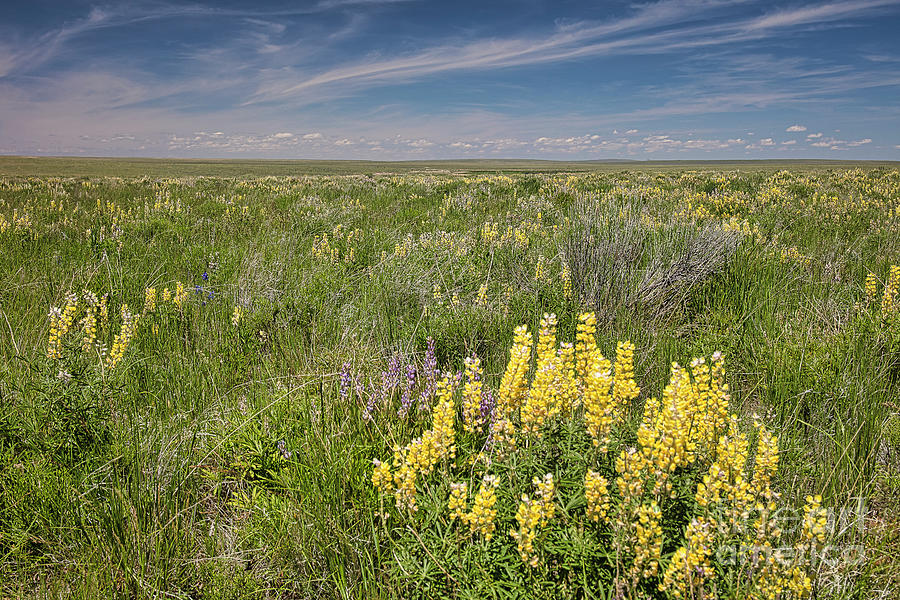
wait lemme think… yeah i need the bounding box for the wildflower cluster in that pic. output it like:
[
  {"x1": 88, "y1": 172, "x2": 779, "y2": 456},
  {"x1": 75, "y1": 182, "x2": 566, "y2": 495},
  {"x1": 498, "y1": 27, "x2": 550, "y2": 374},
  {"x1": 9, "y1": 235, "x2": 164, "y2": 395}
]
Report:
[
  {"x1": 510, "y1": 474, "x2": 556, "y2": 566},
  {"x1": 105, "y1": 304, "x2": 138, "y2": 369},
  {"x1": 44, "y1": 281, "x2": 204, "y2": 372},
  {"x1": 871, "y1": 265, "x2": 900, "y2": 316},
  {"x1": 368, "y1": 316, "x2": 826, "y2": 597},
  {"x1": 376, "y1": 375, "x2": 458, "y2": 512},
  {"x1": 47, "y1": 292, "x2": 78, "y2": 359},
  {"x1": 463, "y1": 475, "x2": 500, "y2": 539},
  {"x1": 312, "y1": 224, "x2": 360, "y2": 263}
]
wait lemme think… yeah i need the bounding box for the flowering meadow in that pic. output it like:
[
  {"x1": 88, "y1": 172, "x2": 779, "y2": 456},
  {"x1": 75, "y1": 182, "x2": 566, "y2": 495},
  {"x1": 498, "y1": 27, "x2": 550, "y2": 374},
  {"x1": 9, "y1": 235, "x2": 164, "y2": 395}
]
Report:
[{"x1": 0, "y1": 166, "x2": 899, "y2": 598}]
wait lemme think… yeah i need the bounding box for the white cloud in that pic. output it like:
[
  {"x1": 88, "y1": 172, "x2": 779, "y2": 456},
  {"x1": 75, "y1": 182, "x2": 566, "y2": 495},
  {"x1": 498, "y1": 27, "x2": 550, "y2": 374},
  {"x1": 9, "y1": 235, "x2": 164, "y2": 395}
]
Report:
[
  {"x1": 782, "y1": 140, "x2": 797, "y2": 145},
  {"x1": 302, "y1": 132, "x2": 323, "y2": 139},
  {"x1": 760, "y1": 138, "x2": 775, "y2": 146},
  {"x1": 848, "y1": 138, "x2": 872, "y2": 146},
  {"x1": 786, "y1": 124, "x2": 807, "y2": 132},
  {"x1": 244, "y1": 0, "x2": 900, "y2": 104},
  {"x1": 625, "y1": 129, "x2": 639, "y2": 134},
  {"x1": 273, "y1": 132, "x2": 294, "y2": 138},
  {"x1": 807, "y1": 132, "x2": 823, "y2": 138}
]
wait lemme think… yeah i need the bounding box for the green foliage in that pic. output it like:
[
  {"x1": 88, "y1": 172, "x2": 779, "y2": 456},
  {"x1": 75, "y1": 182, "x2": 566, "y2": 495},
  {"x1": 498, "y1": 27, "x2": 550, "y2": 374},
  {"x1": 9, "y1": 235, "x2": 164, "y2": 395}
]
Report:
[{"x1": 0, "y1": 167, "x2": 898, "y2": 597}]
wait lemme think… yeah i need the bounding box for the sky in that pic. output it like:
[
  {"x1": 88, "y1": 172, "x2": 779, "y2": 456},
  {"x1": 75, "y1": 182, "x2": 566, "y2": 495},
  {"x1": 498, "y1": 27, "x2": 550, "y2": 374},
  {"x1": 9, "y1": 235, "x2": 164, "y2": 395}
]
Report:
[{"x1": 1, "y1": 0, "x2": 899, "y2": 160}]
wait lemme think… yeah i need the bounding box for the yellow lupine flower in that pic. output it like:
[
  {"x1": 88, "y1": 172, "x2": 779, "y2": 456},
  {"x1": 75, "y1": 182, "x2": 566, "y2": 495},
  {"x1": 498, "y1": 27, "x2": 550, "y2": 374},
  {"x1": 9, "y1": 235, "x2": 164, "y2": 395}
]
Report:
[
  {"x1": 865, "y1": 272, "x2": 878, "y2": 303},
  {"x1": 173, "y1": 281, "x2": 188, "y2": 311},
  {"x1": 510, "y1": 474, "x2": 555, "y2": 566},
  {"x1": 466, "y1": 475, "x2": 499, "y2": 539},
  {"x1": 496, "y1": 325, "x2": 531, "y2": 417},
  {"x1": 659, "y1": 517, "x2": 715, "y2": 598},
  {"x1": 585, "y1": 470, "x2": 610, "y2": 522},
  {"x1": 752, "y1": 422, "x2": 779, "y2": 501},
  {"x1": 143, "y1": 287, "x2": 157, "y2": 313},
  {"x1": 47, "y1": 292, "x2": 78, "y2": 359},
  {"x1": 371, "y1": 459, "x2": 392, "y2": 494},
  {"x1": 584, "y1": 349, "x2": 615, "y2": 450},
  {"x1": 613, "y1": 340, "x2": 640, "y2": 410},
  {"x1": 630, "y1": 501, "x2": 663, "y2": 579},
  {"x1": 106, "y1": 304, "x2": 138, "y2": 370},
  {"x1": 448, "y1": 482, "x2": 468, "y2": 522},
  {"x1": 462, "y1": 356, "x2": 484, "y2": 433}
]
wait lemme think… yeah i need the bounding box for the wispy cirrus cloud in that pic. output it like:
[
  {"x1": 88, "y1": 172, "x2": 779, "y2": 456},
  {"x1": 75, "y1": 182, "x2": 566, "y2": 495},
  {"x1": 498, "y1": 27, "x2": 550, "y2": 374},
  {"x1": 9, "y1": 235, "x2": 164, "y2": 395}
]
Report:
[
  {"x1": 245, "y1": 0, "x2": 900, "y2": 104},
  {"x1": 0, "y1": 0, "x2": 411, "y2": 78}
]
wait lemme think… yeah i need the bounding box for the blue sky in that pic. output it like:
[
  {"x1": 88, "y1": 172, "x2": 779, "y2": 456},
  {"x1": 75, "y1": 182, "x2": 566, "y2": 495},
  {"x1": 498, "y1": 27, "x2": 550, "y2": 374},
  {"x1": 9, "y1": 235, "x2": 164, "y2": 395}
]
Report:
[{"x1": 1, "y1": 0, "x2": 899, "y2": 159}]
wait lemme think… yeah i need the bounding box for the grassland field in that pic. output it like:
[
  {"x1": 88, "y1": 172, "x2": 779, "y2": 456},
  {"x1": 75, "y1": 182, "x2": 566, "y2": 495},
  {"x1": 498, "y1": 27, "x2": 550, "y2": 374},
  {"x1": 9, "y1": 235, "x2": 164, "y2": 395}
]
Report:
[{"x1": 0, "y1": 157, "x2": 899, "y2": 598}]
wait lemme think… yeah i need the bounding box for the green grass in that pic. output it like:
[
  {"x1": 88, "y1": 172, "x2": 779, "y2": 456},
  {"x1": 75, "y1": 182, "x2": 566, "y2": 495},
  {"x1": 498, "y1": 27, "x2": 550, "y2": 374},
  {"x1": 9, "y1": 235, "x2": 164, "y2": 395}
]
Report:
[{"x1": 0, "y1": 167, "x2": 898, "y2": 598}]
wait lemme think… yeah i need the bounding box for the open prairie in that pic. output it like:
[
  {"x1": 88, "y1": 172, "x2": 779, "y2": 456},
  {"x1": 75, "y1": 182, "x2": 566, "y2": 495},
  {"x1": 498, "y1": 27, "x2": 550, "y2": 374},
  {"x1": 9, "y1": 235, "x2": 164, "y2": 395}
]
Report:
[{"x1": 1, "y1": 163, "x2": 899, "y2": 598}]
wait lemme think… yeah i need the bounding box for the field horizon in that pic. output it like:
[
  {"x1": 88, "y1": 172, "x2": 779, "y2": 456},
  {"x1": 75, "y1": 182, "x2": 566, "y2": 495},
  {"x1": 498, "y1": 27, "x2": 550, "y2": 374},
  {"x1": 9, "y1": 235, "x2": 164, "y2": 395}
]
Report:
[{"x1": 2, "y1": 155, "x2": 899, "y2": 177}]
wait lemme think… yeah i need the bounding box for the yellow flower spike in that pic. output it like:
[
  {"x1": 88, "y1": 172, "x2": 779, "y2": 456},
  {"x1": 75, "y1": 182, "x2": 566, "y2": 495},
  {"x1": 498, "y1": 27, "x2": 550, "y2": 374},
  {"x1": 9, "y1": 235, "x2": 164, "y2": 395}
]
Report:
[
  {"x1": 80, "y1": 308, "x2": 97, "y2": 353},
  {"x1": 47, "y1": 292, "x2": 78, "y2": 359},
  {"x1": 865, "y1": 272, "x2": 878, "y2": 304},
  {"x1": 497, "y1": 324, "x2": 532, "y2": 418},
  {"x1": 105, "y1": 303, "x2": 138, "y2": 370},
  {"x1": 467, "y1": 475, "x2": 499, "y2": 539},
  {"x1": 462, "y1": 355, "x2": 484, "y2": 433},
  {"x1": 448, "y1": 482, "x2": 468, "y2": 522},
  {"x1": 882, "y1": 264, "x2": 900, "y2": 315},
  {"x1": 752, "y1": 423, "x2": 779, "y2": 501},
  {"x1": 535, "y1": 313, "x2": 557, "y2": 363},
  {"x1": 231, "y1": 305, "x2": 243, "y2": 326},
  {"x1": 659, "y1": 517, "x2": 716, "y2": 598},
  {"x1": 143, "y1": 287, "x2": 157, "y2": 313},
  {"x1": 174, "y1": 281, "x2": 187, "y2": 311},
  {"x1": 371, "y1": 459, "x2": 393, "y2": 494},
  {"x1": 584, "y1": 349, "x2": 615, "y2": 450},
  {"x1": 585, "y1": 470, "x2": 610, "y2": 522},
  {"x1": 613, "y1": 341, "x2": 640, "y2": 412},
  {"x1": 510, "y1": 474, "x2": 555, "y2": 566},
  {"x1": 47, "y1": 306, "x2": 63, "y2": 359},
  {"x1": 629, "y1": 501, "x2": 663, "y2": 580},
  {"x1": 522, "y1": 352, "x2": 559, "y2": 436},
  {"x1": 476, "y1": 282, "x2": 488, "y2": 306},
  {"x1": 561, "y1": 263, "x2": 572, "y2": 300}
]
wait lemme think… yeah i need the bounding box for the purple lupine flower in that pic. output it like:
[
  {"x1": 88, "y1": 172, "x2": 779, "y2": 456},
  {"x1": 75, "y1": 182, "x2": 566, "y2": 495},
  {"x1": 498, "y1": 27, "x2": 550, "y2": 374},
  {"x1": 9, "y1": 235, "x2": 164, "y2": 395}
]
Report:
[
  {"x1": 398, "y1": 363, "x2": 417, "y2": 417},
  {"x1": 339, "y1": 362, "x2": 352, "y2": 400},
  {"x1": 202, "y1": 271, "x2": 209, "y2": 282},
  {"x1": 418, "y1": 337, "x2": 438, "y2": 410},
  {"x1": 363, "y1": 380, "x2": 378, "y2": 420},
  {"x1": 454, "y1": 369, "x2": 465, "y2": 389},
  {"x1": 424, "y1": 338, "x2": 437, "y2": 382},
  {"x1": 387, "y1": 354, "x2": 401, "y2": 391},
  {"x1": 480, "y1": 387, "x2": 496, "y2": 428},
  {"x1": 380, "y1": 370, "x2": 390, "y2": 405}
]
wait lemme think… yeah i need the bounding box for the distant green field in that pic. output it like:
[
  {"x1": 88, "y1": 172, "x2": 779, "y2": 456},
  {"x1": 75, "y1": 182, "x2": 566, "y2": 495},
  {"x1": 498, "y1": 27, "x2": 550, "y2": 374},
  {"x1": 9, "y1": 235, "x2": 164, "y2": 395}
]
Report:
[{"x1": 1, "y1": 154, "x2": 898, "y2": 177}]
